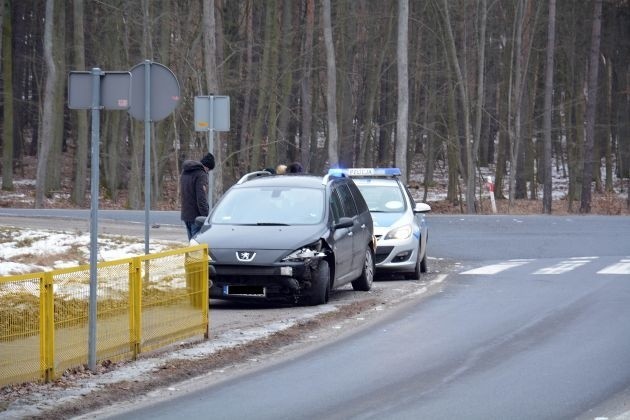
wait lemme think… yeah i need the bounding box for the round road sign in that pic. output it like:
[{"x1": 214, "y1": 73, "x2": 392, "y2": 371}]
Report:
[{"x1": 128, "y1": 61, "x2": 181, "y2": 121}]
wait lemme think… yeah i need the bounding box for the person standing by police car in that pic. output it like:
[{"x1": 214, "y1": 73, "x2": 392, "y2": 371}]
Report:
[{"x1": 180, "y1": 153, "x2": 215, "y2": 240}]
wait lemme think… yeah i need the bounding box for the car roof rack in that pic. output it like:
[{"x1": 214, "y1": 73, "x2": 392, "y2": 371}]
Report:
[{"x1": 237, "y1": 170, "x2": 273, "y2": 184}]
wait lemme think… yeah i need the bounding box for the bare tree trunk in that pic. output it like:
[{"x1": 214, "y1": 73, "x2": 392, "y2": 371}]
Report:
[
  {"x1": 238, "y1": 0, "x2": 254, "y2": 173},
  {"x1": 47, "y1": 0, "x2": 65, "y2": 193},
  {"x1": 1, "y1": 0, "x2": 14, "y2": 191},
  {"x1": 473, "y1": 0, "x2": 488, "y2": 198},
  {"x1": 580, "y1": 0, "x2": 602, "y2": 213},
  {"x1": 276, "y1": 0, "x2": 294, "y2": 165},
  {"x1": 604, "y1": 54, "x2": 613, "y2": 192},
  {"x1": 203, "y1": 0, "x2": 222, "y2": 198},
  {"x1": 359, "y1": 3, "x2": 394, "y2": 167},
  {"x1": 542, "y1": 0, "x2": 556, "y2": 213},
  {"x1": 71, "y1": 0, "x2": 88, "y2": 205},
  {"x1": 335, "y1": 3, "x2": 355, "y2": 169},
  {"x1": 264, "y1": 3, "x2": 280, "y2": 169},
  {"x1": 440, "y1": 0, "x2": 475, "y2": 213},
  {"x1": 446, "y1": 73, "x2": 460, "y2": 204},
  {"x1": 0, "y1": 0, "x2": 3, "y2": 72},
  {"x1": 300, "y1": 0, "x2": 314, "y2": 171},
  {"x1": 322, "y1": 0, "x2": 339, "y2": 167},
  {"x1": 395, "y1": 0, "x2": 409, "y2": 183},
  {"x1": 508, "y1": 0, "x2": 538, "y2": 207},
  {"x1": 251, "y1": 2, "x2": 276, "y2": 170},
  {"x1": 35, "y1": 0, "x2": 56, "y2": 208},
  {"x1": 494, "y1": 36, "x2": 511, "y2": 200}
]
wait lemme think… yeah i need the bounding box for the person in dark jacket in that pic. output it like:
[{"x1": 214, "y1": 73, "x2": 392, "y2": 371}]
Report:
[
  {"x1": 287, "y1": 162, "x2": 304, "y2": 173},
  {"x1": 180, "y1": 153, "x2": 215, "y2": 240}
]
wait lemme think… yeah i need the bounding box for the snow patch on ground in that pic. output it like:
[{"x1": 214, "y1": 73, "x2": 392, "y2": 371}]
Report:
[{"x1": 0, "y1": 228, "x2": 176, "y2": 276}]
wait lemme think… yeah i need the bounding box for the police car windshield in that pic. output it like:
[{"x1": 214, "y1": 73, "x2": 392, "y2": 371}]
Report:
[
  {"x1": 211, "y1": 187, "x2": 325, "y2": 225},
  {"x1": 354, "y1": 183, "x2": 406, "y2": 213}
]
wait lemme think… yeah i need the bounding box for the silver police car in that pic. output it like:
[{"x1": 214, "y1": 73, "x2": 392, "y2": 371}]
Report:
[{"x1": 331, "y1": 168, "x2": 431, "y2": 279}]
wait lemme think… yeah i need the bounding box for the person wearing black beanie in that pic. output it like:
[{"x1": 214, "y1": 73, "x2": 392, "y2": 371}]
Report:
[
  {"x1": 180, "y1": 153, "x2": 214, "y2": 240},
  {"x1": 200, "y1": 153, "x2": 215, "y2": 170}
]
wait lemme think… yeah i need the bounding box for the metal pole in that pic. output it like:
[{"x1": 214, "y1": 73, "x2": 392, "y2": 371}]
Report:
[
  {"x1": 144, "y1": 60, "x2": 151, "y2": 254},
  {"x1": 88, "y1": 67, "x2": 102, "y2": 371},
  {"x1": 207, "y1": 95, "x2": 215, "y2": 208}
]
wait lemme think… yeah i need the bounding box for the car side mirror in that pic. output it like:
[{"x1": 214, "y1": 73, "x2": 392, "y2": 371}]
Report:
[
  {"x1": 334, "y1": 217, "x2": 354, "y2": 229},
  {"x1": 194, "y1": 215, "x2": 207, "y2": 227},
  {"x1": 413, "y1": 203, "x2": 431, "y2": 213}
]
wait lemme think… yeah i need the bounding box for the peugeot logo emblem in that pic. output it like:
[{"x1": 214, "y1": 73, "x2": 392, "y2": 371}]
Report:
[{"x1": 236, "y1": 251, "x2": 256, "y2": 262}]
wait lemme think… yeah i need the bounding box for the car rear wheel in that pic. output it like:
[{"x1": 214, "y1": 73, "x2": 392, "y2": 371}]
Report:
[
  {"x1": 308, "y1": 259, "x2": 330, "y2": 305},
  {"x1": 352, "y1": 247, "x2": 374, "y2": 291}
]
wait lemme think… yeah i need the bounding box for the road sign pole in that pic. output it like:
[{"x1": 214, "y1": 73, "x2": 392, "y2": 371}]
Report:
[
  {"x1": 68, "y1": 67, "x2": 131, "y2": 373},
  {"x1": 128, "y1": 60, "x2": 179, "y2": 250},
  {"x1": 88, "y1": 67, "x2": 102, "y2": 372},
  {"x1": 144, "y1": 60, "x2": 151, "y2": 255}
]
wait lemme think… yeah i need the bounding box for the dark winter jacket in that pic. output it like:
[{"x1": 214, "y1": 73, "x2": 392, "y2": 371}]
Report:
[{"x1": 180, "y1": 160, "x2": 210, "y2": 222}]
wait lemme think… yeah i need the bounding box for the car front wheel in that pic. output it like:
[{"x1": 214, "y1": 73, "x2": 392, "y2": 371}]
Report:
[
  {"x1": 405, "y1": 244, "x2": 423, "y2": 280},
  {"x1": 308, "y1": 259, "x2": 330, "y2": 305},
  {"x1": 420, "y1": 249, "x2": 428, "y2": 273},
  {"x1": 352, "y1": 247, "x2": 374, "y2": 291}
]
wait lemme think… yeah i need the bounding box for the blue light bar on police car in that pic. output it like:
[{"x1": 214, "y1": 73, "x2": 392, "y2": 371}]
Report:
[{"x1": 328, "y1": 168, "x2": 401, "y2": 177}]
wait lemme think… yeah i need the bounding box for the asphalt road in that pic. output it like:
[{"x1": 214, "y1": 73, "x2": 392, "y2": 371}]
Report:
[
  {"x1": 3, "y1": 211, "x2": 629, "y2": 418},
  {"x1": 90, "y1": 214, "x2": 629, "y2": 420}
]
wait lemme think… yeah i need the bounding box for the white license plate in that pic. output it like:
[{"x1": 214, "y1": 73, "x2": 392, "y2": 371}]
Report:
[{"x1": 224, "y1": 285, "x2": 266, "y2": 297}]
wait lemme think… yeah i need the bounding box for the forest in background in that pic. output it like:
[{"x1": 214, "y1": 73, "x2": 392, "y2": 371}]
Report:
[{"x1": 0, "y1": 0, "x2": 629, "y2": 214}]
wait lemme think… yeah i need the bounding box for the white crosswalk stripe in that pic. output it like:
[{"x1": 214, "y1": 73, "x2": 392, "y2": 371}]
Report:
[
  {"x1": 534, "y1": 256, "x2": 599, "y2": 275},
  {"x1": 459, "y1": 257, "x2": 630, "y2": 276},
  {"x1": 598, "y1": 258, "x2": 630, "y2": 275},
  {"x1": 460, "y1": 259, "x2": 533, "y2": 275}
]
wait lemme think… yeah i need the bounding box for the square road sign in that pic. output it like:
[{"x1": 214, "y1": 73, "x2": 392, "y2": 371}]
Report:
[{"x1": 68, "y1": 71, "x2": 131, "y2": 110}]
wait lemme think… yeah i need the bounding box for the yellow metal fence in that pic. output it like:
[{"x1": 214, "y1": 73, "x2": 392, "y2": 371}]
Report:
[{"x1": 0, "y1": 244, "x2": 208, "y2": 387}]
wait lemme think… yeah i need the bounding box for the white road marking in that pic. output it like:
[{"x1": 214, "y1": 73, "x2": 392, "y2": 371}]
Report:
[
  {"x1": 534, "y1": 257, "x2": 598, "y2": 275},
  {"x1": 458, "y1": 257, "x2": 630, "y2": 276},
  {"x1": 460, "y1": 260, "x2": 533, "y2": 275},
  {"x1": 598, "y1": 258, "x2": 630, "y2": 275}
]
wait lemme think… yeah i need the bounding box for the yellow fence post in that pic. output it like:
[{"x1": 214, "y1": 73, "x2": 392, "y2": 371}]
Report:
[
  {"x1": 129, "y1": 257, "x2": 142, "y2": 358},
  {"x1": 184, "y1": 246, "x2": 209, "y2": 338},
  {"x1": 185, "y1": 250, "x2": 203, "y2": 309},
  {"x1": 40, "y1": 272, "x2": 55, "y2": 382}
]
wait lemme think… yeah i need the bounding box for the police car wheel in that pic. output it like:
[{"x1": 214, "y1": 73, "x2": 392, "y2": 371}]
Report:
[
  {"x1": 404, "y1": 244, "x2": 423, "y2": 280},
  {"x1": 420, "y1": 250, "x2": 428, "y2": 273}
]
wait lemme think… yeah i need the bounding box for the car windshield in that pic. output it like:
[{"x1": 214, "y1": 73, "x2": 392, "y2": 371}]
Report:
[
  {"x1": 355, "y1": 182, "x2": 406, "y2": 213},
  {"x1": 211, "y1": 186, "x2": 325, "y2": 225}
]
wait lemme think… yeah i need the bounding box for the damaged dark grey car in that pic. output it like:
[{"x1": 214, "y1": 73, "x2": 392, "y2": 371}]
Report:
[{"x1": 191, "y1": 171, "x2": 375, "y2": 305}]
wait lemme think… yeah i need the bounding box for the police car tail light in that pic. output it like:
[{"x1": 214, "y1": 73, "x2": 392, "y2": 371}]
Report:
[{"x1": 384, "y1": 224, "x2": 412, "y2": 240}]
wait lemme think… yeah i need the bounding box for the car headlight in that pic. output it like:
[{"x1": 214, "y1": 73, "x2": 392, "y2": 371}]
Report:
[
  {"x1": 384, "y1": 224, "x2": 412, "y2": 240},
  {"x1": 282, "y1": 241, "x2": 326, "y2": 262}
]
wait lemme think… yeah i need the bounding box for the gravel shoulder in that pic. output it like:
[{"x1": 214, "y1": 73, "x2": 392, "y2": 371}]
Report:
[{"x1": 0, "y1": 215, "x2": 456, "y2": 419}]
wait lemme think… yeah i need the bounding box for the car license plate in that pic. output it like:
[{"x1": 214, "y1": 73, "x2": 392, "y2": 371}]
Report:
[{"x1": 224, "y1": 285, "x2": 266, "y2": 297}]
